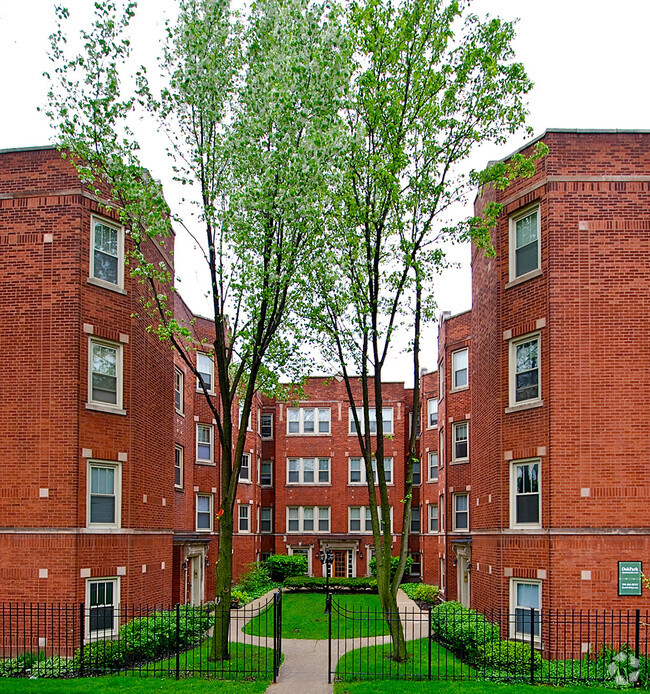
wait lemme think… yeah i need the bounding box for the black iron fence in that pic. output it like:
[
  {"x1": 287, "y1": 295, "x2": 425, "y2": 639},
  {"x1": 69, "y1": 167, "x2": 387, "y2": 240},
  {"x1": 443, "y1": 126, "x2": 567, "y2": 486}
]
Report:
[
  {"x1": 0, "y1": 592, "x2": 282, "y2": 681},
  {"x1": 329, "y1": 597, "x2": 650, "y2": 687}
]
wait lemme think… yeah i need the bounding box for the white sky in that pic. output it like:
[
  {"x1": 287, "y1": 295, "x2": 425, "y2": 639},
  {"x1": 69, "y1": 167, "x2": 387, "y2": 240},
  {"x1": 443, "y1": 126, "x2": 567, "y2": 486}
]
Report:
[{"x1": 1, "y1": 0, "x2": 648, "y2": 384}]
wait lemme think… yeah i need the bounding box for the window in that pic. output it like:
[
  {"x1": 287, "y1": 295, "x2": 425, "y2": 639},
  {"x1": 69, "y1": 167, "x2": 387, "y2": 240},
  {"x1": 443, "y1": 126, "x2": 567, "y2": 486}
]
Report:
[
  {"x1": 239, "y1": 505, "x2": 250, "y2": 532},
  {"x1": 452, "y1": 349, "x2": 468, "y2": 390},
  {"x1": 196, "y1": 494, "x2": 213, "y2": 531},
  {"x1": 409, "y1": 552, "x2": 421, "y2": 577},
  {"x1": 261, "y1": 413, "x2": 273, "y2": 439},
  {"x1": 453, "y1": 493, "x2": 469, "y2": 531},
  {"x1": 452, "y1": 422, "x2": 469, "y2": 461},
  {"x1": 427, "y1": 398, "x2": 438, "y2": 428},
  {"x1": 90, "y1": 217, "x2": 123, "y2": 289},
  {"x1": 260, "y1": 507, "x2": 272, "y2": 533},
  {"x1": 428, "y1": 451, "x2": 439, "y2": 481},
  {"x1": 510, "y1": 580, "x2": 541, "y2": 640},
  {"x1": 196, "y1": 424, "x2": 213, "y2": 464},
  {"x1": 286, "y1": 506, "x2": 330, "y2": 533},
  {"x1": 428, "y1": 503, "x2": 439, "y2": 532},
  {"x1": 289, "y1": 547, "x2": 311, "y2": 575},
  {"x1": 439, "y1": 361, "x2": 445, "y2": 399},
  {"x1": 510, "y1": 206, "x2": 540, "y2": 280},
  {"x1": 349, "y1": 407, "x2": 393, "y2": 435},
  {"x1": 260, "y1": 460, "x2": 272, "y2": 486},
  {"x1": 510, "y1": 334, "x2": 541, "y2": 406},
  {"x1": 511, "y1": 459, "x2": 541, "y2": 527},
  {"x1": 86, "y1": 578, "x2": 119, "y2": 637},
  {"x1": 174, "y1": 445, "x2": 183, "y2": 488},
  {"x1": 287, "y1": 407, "x2": 331, "y2": 435},
  {"x1": 174, "y1": 369, "x2": 184, "y2": 414},
  {"x1": 349, "y1": 506, "x2": 392, "y2": 533},
  {"x1": 239, "y1": 453, "x2": 251, "y2": 482},
  {"x1": 287, "y1": 457, "x2": 330, "y2": 484},
  {"x1": 409, "y1": 412, "x2": 421, "y2": 438},
  {"x1": 440, "y1": 557, "x2": 445, "y2": 592},
  {"x1": 439, "y1": 429, "x2": 445, "y2": 469},
  {"x1": 439, "y1": 494, "x2": 445, "y2": 531},
  {"x1": 87, "y1": 461, "x2": 121, "y2": 527},
  {"x1": 88, "y1": 338, "x2": 123, "y2": 410},
  {"x1": 410, "y1": 505, "x2": 420, "y2": 533},
  {"x1": 196, "y1": 353, "x2": 214, "y2": 393},
  {"x1": 412, "y1": 459, "x2": 421, "y2": 485},
  {"x1": 348, "y1": 457, "x2": 393, "y2": 485}
]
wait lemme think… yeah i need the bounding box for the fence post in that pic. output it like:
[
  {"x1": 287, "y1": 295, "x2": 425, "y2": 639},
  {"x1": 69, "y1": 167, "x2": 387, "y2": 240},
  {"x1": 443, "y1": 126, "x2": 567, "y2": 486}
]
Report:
[
  {"x1": 635, "y1": 608, "x2": 641, "y2": 687},
  {"x1": 428, "y1": 605, "x2": 432, "y2": 681},
  {"x1": 327, "y1": 593, "x2": 332, "y2": 684},
  {"x1": 78, "y1": 602, "x2": 85, "y2": 678},
  {"x1": 273, "y1": 589, "x2": 282, "y2": 683},
  {"x1": 529, "y1": 607, "x2": 535, "y2": 686},
  {"x1": 175, "y1": 603, "x2": 180, "y2": 680}
]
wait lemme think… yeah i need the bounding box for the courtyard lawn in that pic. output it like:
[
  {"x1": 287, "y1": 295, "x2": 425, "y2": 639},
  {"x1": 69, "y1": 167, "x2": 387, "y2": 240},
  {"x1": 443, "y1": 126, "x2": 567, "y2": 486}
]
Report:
[
  {"x1": 0, "y1": 678, "x2": 268, "y2": 694},
  {"x1": 244, "y1": 593, "x2": 390, "y2": 640},
  {"x1": 334, "y1": 682, "x2": 627, "y2": 694}
]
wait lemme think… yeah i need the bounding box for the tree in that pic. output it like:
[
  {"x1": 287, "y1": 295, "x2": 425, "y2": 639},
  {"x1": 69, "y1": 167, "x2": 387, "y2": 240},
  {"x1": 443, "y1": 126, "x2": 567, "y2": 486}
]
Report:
[
  {"x1": 308, "y1": 0, "x2": 546, "y2": 661},
  {"x1": 45, "y1": 0, "x2": 349, "y2": 660}
]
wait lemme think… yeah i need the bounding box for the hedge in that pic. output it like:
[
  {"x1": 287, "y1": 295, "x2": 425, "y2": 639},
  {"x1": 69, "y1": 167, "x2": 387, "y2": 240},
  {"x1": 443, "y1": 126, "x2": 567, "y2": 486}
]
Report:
[
  {"x1": 265, "y1": 554, "x2": 308, "y2": 582},
  {"x1": 400, "y1": 582, "x2": 440, "y2": 605},
  {"x1": 477, "y1": 639, "x2": 542, "y2": 674},
  {"x1": 283, "y1": 576, "x2": 377, "y2": 592},
  {"x1": 431, "y1": 601, "x2": 500, "y2": 662}
]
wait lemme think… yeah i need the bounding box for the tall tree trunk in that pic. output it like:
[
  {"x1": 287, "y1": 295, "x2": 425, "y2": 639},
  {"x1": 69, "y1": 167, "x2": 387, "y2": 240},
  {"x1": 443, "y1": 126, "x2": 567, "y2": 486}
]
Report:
[
  {"x1": 376, "y1": 543, "x2": 407, "y2": 661},
  {"x1": 209, "y1": 512, "x2": 233, "y2": 661}
]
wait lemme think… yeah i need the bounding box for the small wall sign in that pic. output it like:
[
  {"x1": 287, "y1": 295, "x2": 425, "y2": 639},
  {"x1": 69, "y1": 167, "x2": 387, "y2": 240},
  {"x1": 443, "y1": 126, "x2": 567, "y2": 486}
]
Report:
[{"x1": 618, "y1": 561, "x2": 643, "y2": 596}]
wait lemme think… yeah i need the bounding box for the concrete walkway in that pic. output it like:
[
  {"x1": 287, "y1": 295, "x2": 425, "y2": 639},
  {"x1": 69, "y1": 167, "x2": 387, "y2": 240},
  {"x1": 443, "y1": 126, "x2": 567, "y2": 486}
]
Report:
[{"x1": 232, "y1": 589, "x2": 429, "y2": 694}]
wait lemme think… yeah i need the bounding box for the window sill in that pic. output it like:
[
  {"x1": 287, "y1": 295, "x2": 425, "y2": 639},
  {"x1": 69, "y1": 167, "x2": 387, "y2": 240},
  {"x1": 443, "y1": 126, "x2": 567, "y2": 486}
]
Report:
[
  {"x1": 174, "y1": 486, "x2": 184, "y2": 492},
  {"x1": 87, "y1": 277, "x2": 127, "y2": 295},
  {"x1": 286, "y1": 483, "x2": 332, "y2": 487},
  {"x1": 261, "y1": 437, "x2": 274, "y2": 441},
  {"x1": 238, "y1": 480, "x2": 253, "y2": 485},
  {"x1": 260, "y1": 483, "x2": 273, "y2": 488},
  {"x1": 286, "y1": 433, "x2": 331, "y2": 437},
  {"x1": 195, "y1": 460, "x2": 216, "y2": 466},
  {"x1": 510, "y1": 524, "x2": 542, "y2": 531},
  {"x1": 348, "y1": 433, "x2": 393, "y2": 437},
  {"x1": 450, "y1": 386, "x2": 469, "y2": 394},
  {"x1": 505, "y1": 400, "x2": 544, "y2": 414},
  {"x1": 427, "y1": 425, "x2": 438, "y2": 430},
  {"x1": 195, "y1": 389, "x2": 215, "y2": 396},
  {"x1": 450, "y1": 459, "x2": 469, "y2": 465},
  {"x1": 505, "y1": 267, "x2": 542, "y2": 289},
  {"x1": 85, "y1": 403, "x2": 126, "y2": 416},
  {"x1": 175, "y1": 409, "x2": 185, "y2": 417},
  {"x1": 348, "y1": 483, "x2": 394, "y2": 487}
]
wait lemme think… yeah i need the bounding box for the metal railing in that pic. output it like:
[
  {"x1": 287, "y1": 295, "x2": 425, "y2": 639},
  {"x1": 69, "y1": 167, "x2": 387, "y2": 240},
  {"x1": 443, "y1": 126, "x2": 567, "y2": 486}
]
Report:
[
  {"x1": 0, "y1": 592, "x2": 282, "y2": 681},
  {"x1": 329, "y1": 596, "x2": 650, "y2": 687}
]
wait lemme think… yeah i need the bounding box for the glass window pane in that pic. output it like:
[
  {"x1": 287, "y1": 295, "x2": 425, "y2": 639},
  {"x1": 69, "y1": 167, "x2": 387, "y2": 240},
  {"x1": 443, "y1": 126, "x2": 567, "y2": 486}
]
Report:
[
  {"x1": 303, "y1": 409, "x2": 314, "y2": 432},
  {"x1": 303, "y1": 458, "x2": 314, "y2": 483},
  {"x1": 90, "y1": 496, "x2": 115, "y2": 524},
  {"x1": 318, "y1": 409, "x2": 330, "y2": 433}
]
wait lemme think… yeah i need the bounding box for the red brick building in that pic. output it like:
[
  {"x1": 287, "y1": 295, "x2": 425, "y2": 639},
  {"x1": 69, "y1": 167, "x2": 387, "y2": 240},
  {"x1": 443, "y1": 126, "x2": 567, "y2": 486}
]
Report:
[{"x1": 2, "y1": 132, "x2": 649, "y2": 639}]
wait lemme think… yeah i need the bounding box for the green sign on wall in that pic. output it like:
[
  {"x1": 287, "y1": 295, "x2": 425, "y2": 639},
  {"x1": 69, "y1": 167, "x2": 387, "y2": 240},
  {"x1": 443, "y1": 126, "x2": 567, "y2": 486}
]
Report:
[{"x1": 618, "y1": 561, "x2": 643, "y2": 596}]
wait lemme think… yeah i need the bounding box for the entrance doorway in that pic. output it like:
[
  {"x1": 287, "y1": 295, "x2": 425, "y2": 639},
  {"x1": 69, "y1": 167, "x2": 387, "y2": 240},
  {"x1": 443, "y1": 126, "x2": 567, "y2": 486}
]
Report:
[
  {"x1": 333, "y1": 550, "x2": 348, "y2": 577},
  {"x1": 189, "y1": 555, "x2": 204, "y2": 605},
  {"x1": 456, "y1": 554, "x2": 470, "y2": 607}
]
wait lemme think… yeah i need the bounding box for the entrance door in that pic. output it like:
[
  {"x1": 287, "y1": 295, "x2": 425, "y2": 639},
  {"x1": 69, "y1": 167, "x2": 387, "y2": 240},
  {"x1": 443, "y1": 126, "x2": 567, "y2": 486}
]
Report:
[
  {"x1": 457, "y1": 555, "x2": 470, "y2": 607},
  {"x1": 190, "y1": 555, "x2": 203, "y2": 605},
  {"x1": 333, "y1": 550, "x2": 348, "y2": 578}
]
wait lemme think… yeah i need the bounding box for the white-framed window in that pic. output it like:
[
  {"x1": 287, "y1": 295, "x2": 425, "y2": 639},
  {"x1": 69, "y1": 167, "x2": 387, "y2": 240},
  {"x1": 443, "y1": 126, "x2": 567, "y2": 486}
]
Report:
[
  {"x1": 88, "y1": 338, "x2": 123, "y2": 411},
  {"x1": 288, "y1": 547, "x2": 312, "y2": 575},
  {"x1": 510, "y1": 205, "x2": 540, "y2": 281},
  {"x1": 261, "y1": 413, "x2": 273, "y2": 439},
  {"x1": 409, "y1": 411, "x2": 421, "y2": 438},
  {"x1": 86, "y1": 577, "x2": 120, "y2": 638},
  {"x1": 238, "y1": 504, "x2": 250, "y2": 532},
  {"x1": 410, "y1": 505, "x2": 420, "y2": 533},
  {"x1": 409, "y1": 552, "x2": 421, "y2": 577},
  {"x1": 511, "y1": 459, "x2": 541, "y2": 528},
  {"x1": 452, "y1": 349, "x2": 469, "y2": 390},
  {"x1": 428, "y1": 503, "x2": 439, "y2": 532},
  {"x1": 509, "y1": 334, "x2": 541, "y2": 406},
  {"x1": 427, "y1": 398, "x2": 438, "y2": 428},
  {"x1": 349, "y1": 407, "x2": 393, "y2": 435},
  {"x1": 196, "y1": 493, "x2": 213, "y2": 531},
  {"x1": 238, "y1": 402, "x2": 252, "y2": 431},
  {"x1": 452, "y1": 422, "x2": 469, "y2": 461},
  {"x1": 348, "y1": 457, "x2": 393, "y2": 485},
  {"x1": 174, "y1": 445, "x2": 184, "y2": 489},
  {"x1": 439, "y1": 494, "x2": 445, "y2": 531},
  {"x1": 439, "y1": 429, "x2": 445, "y2": 469},
  {"x1": 412, "y1": 458, "x2": 421, "y2": 485},
  {"x1": 287, "y1": 457, "x2": 330, "y2": 484},
  {"x1": 286, "y1": 506, "x2": 330, "y2": 533},
  {"x1": 239, "y1": 453, "x2": 251, "y2": 482},
  {"x1": 196, "y1": 424, "x2": 213, "y2": 464},
  {"x1": 260, "y1": 460, "x2": 272, "y2": 486},
  {"x1": 260, "y1": 507, "x2": 272, "y2": 533},
  {"x1": 439, "y1": 361, "x2": 445, "y2": 399},
  {"x1": 510, "y1": 579, "x2": 541, "y2": 641},
  {"x1": 287, "y1": 407, "x2": 331, "y2": 435},
  {"x1": 453, "y1": 493, "x2": 469, "y2": 531},
  {"x1": 349, "y1": 506, "x2": 392, "y2": 533},
  {"x1": 428, "y1": 451, "x2": 439, "y2": 481},
  {"x1": 196, "y1": 353, "x2": 214, "y2": 393},
  {"x1": 174, "y1": 368, "x2": 184, "y2": 414},
  {"x1": 87, "y1": 461, "x2": 121, "y2": 528},
  {"x1": 90, "y1": 216, "x2": 124, "y2": 290},
  {"x1": 440, "y1": 557, "x2": 445, "y2": 592}
]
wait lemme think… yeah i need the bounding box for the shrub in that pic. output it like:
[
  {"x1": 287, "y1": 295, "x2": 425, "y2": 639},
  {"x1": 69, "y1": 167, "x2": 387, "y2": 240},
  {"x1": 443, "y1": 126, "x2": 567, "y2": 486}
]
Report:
[
  {"x1": 401, "y1": 582, "x2": 440, "y2": 605},
  {"x1": 431, "y1": 601, "x2": 499, "y2": 662},
  {"x1": 231, "y1": 589, "x2": 250, "y2": 608},
  {"x1": 369, "y1": 555, "x2": 412, "y2": 580},
  {"x1": 237, "y1": 562, "x2": 272, "y2": 593},
  {"x1": 265, "y1": 554, "x2": 308, "y2": 582},
  {"x1": 478, "y1": 639, "x2": 542, "y2": 674},
  {"x1": 30, "y1": 655, "x2": 75, "y2": 678},
  {"x1": 74, "y1": 638, "x2": 129, "y2": 671},
  {"x1": 284, "y1": 576, "x2": 377, "y2": 592}
]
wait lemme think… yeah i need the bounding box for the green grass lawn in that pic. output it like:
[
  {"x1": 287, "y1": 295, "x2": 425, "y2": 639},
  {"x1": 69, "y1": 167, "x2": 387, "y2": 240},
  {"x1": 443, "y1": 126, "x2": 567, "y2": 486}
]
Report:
[
  {"x1": 334, "y1": 682, "x2": 628, "y2": 694},
  {"x1": 0, "y1": 678, "x2": 268, "y2": 694},
  {"x1": 244, "y1": 593, "x2": 390, "y2": 640}
]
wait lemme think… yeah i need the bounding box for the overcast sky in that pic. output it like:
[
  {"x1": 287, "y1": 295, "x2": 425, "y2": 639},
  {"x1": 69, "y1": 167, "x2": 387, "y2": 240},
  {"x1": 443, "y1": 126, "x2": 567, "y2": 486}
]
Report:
[{"x1": 1, "y1": 0, "x2": 648, "y2": 383}]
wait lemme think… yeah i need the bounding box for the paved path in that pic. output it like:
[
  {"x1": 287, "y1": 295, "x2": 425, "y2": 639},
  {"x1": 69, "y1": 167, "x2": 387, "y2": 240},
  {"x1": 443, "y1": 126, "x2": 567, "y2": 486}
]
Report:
[{"x1": 232, "y1": 589, "x2": 429, "y2": 694}]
